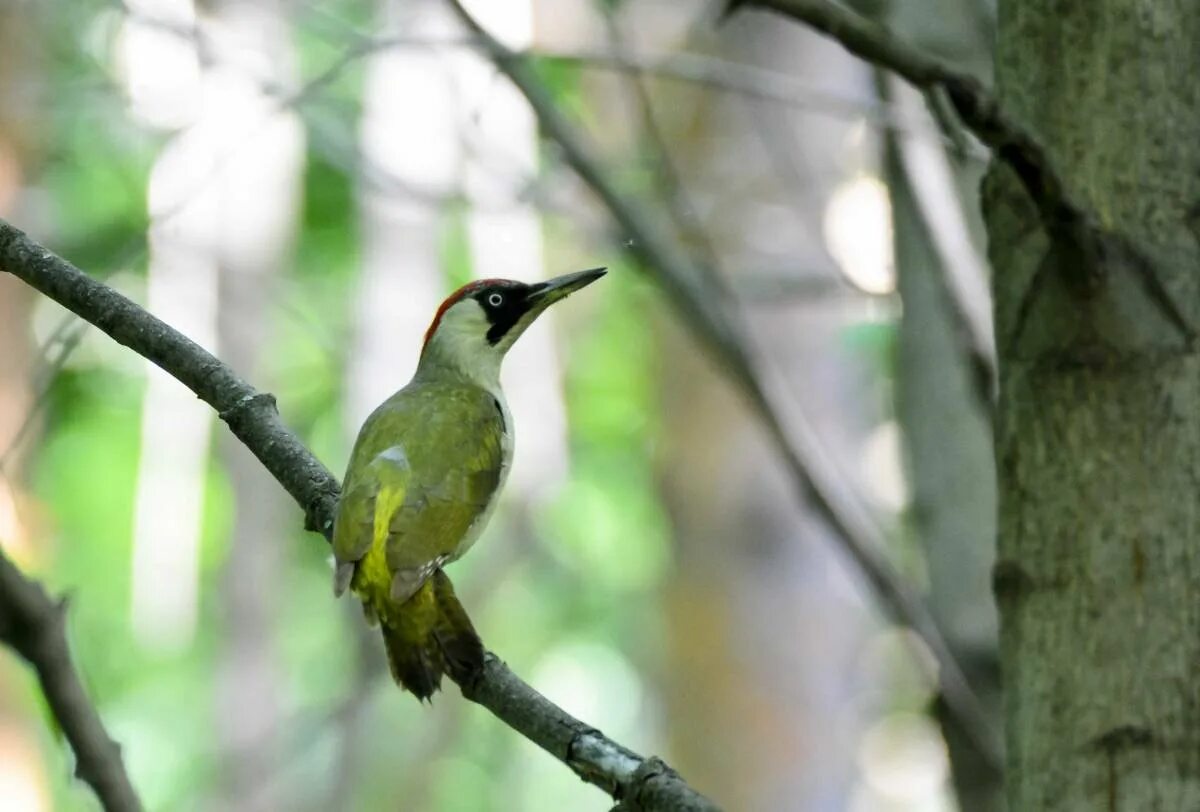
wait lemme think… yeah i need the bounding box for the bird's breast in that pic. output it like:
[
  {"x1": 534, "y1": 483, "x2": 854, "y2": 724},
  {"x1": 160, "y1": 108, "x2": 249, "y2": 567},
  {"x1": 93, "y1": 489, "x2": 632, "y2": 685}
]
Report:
[{"x1": 451, "y1": 389, "x2": 512, "y2": 560}]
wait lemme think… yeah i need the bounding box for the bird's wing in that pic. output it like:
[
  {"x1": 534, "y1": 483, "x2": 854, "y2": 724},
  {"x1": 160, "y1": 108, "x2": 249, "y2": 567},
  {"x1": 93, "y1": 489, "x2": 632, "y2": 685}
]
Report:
[
  {"x1": 333, "y1": 383, "x2": 507, "y2": 603},
  {"x1": 332, "y1": 445, "x2": 411, "y2": 595},
  {"x1": 383, "y1": 387, "x2": 506, "y2": 598}
]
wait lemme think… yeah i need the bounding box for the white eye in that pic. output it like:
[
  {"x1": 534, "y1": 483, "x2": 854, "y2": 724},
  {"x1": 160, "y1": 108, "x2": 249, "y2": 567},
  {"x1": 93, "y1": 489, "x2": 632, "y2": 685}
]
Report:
[{"x1": 487, "y1": 292, "x2": 504, "y2": 307}]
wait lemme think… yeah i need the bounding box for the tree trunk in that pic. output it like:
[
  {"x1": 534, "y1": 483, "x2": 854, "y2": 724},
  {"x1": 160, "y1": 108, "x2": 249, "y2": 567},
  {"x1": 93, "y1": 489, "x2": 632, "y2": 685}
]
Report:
[{"x1": 987, "y1": 2, "x2": 1200, "y2": 809}]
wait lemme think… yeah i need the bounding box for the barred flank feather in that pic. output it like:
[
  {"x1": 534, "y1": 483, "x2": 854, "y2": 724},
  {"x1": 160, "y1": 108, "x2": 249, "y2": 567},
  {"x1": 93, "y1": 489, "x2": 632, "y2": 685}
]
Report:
[{"x1": 380, "y1": 570, "x2": 483, "y2": 700}]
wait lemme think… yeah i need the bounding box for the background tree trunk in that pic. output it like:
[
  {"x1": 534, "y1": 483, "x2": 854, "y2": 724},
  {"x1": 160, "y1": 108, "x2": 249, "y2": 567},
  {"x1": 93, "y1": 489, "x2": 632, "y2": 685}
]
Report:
[
  {"x1": 988, "y1": 2, "x2": 1200, "y2": 808},
  {"x1": 647, "y1": 7, "x2": 882, "y2": 808},
  {"x1": 209, "y1": 1, "x2": 304, "y2": 807},
  {"x1": 0, "y1": 7, "x2": 49, "y2": 805},
  {"x1": 885, "y1": 91, "x2": 1002, "y2": 810}
]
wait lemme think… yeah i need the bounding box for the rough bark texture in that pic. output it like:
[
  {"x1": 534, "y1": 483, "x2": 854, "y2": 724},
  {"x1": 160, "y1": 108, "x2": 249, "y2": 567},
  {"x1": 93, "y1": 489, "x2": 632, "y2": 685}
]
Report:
[{"x1": 987, "y1": 2, "x2": 1200, "y2": 809}]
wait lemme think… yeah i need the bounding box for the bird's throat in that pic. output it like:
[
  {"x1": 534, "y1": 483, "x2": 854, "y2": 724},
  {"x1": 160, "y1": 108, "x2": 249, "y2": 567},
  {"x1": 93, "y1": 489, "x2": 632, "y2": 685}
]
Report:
[{"x1": 417, "y1": 332, "x2": 504, "y2": 393}]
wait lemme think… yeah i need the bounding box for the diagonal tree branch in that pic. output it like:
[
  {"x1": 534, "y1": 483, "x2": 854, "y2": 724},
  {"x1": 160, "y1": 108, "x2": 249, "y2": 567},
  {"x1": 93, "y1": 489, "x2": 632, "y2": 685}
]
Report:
[
  {"x1": 727, "y1": 0, "x2": 1196, "y2": 344},
  {"x1": 445, "y1": 0, "x2": 1001, "y2": 769},
  {"x1": 728, "y1": 0, "x2": 1075, "y2": 233},
  {"x1": 0, "y1": 219, "x2": 718, "y2": 812},
  {"x1": 0, "y1": 549, "x2": 143, "y2": 812}
]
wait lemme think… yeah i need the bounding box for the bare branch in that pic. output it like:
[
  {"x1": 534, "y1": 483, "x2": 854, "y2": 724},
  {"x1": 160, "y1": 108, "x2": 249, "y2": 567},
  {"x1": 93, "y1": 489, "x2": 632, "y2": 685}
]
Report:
[
  {"x1": 0, "y1": 549, "x2": 143, "y2": 812},
  {"x1": 0, "y1": 219, "x2": 718, "y2": 812},
  {"x1": 462, "y1": 655, "x2": 714, "y2": 812},
  {"x1": 600, "y1": 14, "x2": 727, "y2": 292},
  {"x1": 118, "y1": 0, "x2": 980, "y2": 156},
  {"x1": 731, "y1": 4, "x2": 1196, "y2": 346},
  {"x1": 885, "y1": 77, "x2": 996, "y2": 395},
  {"x1": 732, "y1": 0, "x2": 1198, "y2": 344},
  {"x1": 0, "y1": 318, "x2": 87, "y2": 475},
  {"x1": 446, "y1": 0, "x2": 1001, "y2": 769},
  {"x1": 728, "y1": 0, "x2": 1076, "y2": 226}
]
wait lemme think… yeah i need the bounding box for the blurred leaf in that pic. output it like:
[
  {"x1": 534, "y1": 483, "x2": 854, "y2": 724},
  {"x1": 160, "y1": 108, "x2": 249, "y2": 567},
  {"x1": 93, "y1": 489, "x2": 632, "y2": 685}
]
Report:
[{"x1": 842, "y1": 319, "x2": 897, "y2": 377}]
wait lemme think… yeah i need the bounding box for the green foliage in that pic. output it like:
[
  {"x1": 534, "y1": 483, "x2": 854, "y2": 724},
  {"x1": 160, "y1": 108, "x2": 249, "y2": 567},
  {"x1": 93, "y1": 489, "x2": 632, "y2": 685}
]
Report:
[
  {"x1": 539, "y1": 270, "x2": 670, "y2": 675},
  {"x1": 440, "y1": 206, "x2": 474, "y2": 292},
  {"x1": 295, "y1": 155, "x2": 360, "y2": 284},
  {"x1": 35, "y1": 368, "x2": 141, "y2": 612},
  {"x1": 527, "y1": 57, "x2": 592, "y2": 128},
  {"x1": 840, "y1": 319, "x2": 896, "y2": 375}
]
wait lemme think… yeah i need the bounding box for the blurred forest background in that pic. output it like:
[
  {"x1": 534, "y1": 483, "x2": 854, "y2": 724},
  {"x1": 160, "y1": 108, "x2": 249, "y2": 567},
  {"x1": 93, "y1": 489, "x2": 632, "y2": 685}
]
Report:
[{"x1": 0, "y1": 0, "x2": 1002, "y2": 809}]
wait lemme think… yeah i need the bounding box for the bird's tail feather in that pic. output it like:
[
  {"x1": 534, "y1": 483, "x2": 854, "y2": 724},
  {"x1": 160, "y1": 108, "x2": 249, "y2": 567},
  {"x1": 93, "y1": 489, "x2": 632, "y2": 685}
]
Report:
[{"x1": 380, "y1": 570, "x2": 483, "y2": 700}]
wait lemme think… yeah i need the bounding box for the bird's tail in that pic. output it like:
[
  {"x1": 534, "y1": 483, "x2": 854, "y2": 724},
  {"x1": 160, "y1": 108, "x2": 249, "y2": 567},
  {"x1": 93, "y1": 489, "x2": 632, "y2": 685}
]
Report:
[{"x1": 380, "y1": 569, "x2": 483, "y2": 700}]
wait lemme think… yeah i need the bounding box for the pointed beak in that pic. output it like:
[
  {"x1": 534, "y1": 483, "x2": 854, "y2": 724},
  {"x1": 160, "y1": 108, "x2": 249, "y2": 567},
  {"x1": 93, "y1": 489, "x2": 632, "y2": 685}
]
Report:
[{"x1": 528, "y1": 267, "x2": 606, "y2": 307}]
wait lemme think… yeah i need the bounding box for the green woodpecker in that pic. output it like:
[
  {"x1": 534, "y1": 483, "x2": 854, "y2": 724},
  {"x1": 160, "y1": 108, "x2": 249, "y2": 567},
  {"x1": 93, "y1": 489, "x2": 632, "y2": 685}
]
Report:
[{"x1": 332, "y1": 268, "x2": 605, "y2": 699}]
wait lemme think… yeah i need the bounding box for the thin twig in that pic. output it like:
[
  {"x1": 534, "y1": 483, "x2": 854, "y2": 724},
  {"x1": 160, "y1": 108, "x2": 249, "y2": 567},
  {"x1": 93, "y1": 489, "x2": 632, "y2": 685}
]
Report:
[
  {"x1": 0, "y1": 318, "x2": 88, "y2": 475},
  {"x1": 542, "y1": 47, "x2": 980, "y2": 159},
  {"x1": 118, "y1": 0, "x2": 979, "y2": 155},
  {"x1": 729, "y1": 0, "x2": 1075, "y2": 230},
  {"x1": 734, "y1": 0, "x2": 1198, "y2": 338},
  {"x1": 0, "y1": 549, "x2": 143, "y2": 812},
  {"x1": 730, "y1": 1, "x2": 1195, "y2": 364},
  {"x1": 0, "y1": 218, "x2": 718, "y2": 812},
  {"x1": 446, "y1": 0, "x2": 1002, "y2": 769},
  {"x1": 724, "y1": 0, "x2": 1118, "y2": 256},
  {"x1": 885, "y1": 77, "x2": 996, "y2": 394},
  {"x1": 601, "y1": 14, "x2": 728, "y2": 292}
]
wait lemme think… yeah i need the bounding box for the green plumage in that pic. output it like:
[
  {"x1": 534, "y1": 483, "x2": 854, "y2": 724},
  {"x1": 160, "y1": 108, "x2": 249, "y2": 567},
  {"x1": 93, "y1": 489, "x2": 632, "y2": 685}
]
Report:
[
  {"x1": 331, "y1": 266, "x2": 603, "y2": 699},
  {"x1": 333, "y1": 377, "x2": 507, "y2": 697}
]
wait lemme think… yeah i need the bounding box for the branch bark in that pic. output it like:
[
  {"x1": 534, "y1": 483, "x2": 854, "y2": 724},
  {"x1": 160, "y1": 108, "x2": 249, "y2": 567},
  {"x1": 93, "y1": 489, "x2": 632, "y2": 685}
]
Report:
[
  {"x1": 0, "y1": 218, "x2": 717, "y2": 811},
  {"x1": 728, "y1": 0, "x2": 1199, "y2": 344},
  {"x1": 985, "y1": 0, "x2": 1200, "y2": 807},
  {"x1": 0, "y1": 549, "x2": 144, "y2": 812},
  {"x1": 447, "y1": 0, "x2": 1000, "y2": 769}
]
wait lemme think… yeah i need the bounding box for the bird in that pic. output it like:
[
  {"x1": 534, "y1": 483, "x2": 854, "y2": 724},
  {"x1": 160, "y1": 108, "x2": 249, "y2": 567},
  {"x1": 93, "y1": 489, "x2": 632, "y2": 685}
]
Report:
[{"x1": 332, "y1": 267, "x2": 606, "y2": 699}]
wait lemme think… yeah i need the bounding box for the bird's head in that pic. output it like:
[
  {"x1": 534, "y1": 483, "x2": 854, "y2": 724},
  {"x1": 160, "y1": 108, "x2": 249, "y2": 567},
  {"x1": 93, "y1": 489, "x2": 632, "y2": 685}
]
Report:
[{"x1": 418, "y1": 267, "x2": 606, "y2": 386}]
